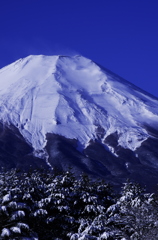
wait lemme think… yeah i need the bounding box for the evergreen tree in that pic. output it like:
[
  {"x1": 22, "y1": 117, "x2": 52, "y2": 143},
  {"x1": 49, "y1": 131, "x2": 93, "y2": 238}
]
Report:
[{"x1": 0, "y1": 169, "x2": 158, "y2": 240}]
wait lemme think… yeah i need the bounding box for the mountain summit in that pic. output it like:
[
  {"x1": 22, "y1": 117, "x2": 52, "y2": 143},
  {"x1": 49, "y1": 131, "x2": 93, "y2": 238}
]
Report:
[{"x1": 0, "y1": 55, "x2": 158, "y2": 190}]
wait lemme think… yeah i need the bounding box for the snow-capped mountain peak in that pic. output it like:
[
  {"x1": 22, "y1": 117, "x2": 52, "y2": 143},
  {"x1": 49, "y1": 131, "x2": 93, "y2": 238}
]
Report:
[{"x1": 0, "y1": 54, "x2": 158, "y2": 159}]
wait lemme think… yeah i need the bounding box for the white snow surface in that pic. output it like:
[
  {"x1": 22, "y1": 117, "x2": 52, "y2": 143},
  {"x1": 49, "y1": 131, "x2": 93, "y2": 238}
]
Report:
[
  {"x1": 1, "y1": 228, "x2": 10, "y2": 237},
  {"x1": 0, "y1": 55, "x2": 158, "y2": 157}
]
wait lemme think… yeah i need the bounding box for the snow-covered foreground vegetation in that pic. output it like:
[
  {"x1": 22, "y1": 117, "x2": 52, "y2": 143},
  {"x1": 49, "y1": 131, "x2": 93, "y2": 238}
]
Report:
[{"x1": 0, "y1": 168, "x2": 158, "y2": 240}]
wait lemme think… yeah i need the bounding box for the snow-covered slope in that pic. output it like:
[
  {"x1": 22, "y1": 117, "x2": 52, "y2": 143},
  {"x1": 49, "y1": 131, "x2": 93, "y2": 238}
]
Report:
[{"x1": 0, "y1": 54, "x2": 158, "y2": 159}]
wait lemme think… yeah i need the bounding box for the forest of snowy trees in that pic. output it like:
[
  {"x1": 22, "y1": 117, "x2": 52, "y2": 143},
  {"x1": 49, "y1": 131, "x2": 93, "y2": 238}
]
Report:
[{"x1": 0, "y1": 168, "x2": 158, "y2": 240}]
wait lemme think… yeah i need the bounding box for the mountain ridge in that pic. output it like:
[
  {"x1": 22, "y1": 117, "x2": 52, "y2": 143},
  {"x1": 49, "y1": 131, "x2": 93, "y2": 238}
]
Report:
[
  {"x1": 0, "y1": 55, "x2": 158, "y2": 191},
  {"x1": 0, "y1": 55, "x2": 158, "y2": 153}
]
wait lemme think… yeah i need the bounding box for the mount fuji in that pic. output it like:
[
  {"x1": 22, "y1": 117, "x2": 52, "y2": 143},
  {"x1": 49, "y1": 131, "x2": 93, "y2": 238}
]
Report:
[{"x1": 0, "y1": 55, "x2": 158, "y2": 190}]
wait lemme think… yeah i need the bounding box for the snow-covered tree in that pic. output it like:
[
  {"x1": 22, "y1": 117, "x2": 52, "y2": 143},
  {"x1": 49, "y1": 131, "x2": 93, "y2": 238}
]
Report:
[
  {"x1": 0, "y1": 169, "x2": 158, "y2": 240},
  {"x1": 106, "y1": 181, "x2": 158, "y2": 240}
]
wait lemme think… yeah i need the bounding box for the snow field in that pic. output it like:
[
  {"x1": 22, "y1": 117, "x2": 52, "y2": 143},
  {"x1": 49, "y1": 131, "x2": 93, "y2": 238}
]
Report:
[{"x1": 0, "y1": 54, "x2": 158, "y2": 157}]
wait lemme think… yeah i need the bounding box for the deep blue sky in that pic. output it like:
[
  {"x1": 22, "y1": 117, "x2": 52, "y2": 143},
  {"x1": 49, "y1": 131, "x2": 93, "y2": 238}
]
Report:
[{"x1": 0, "y1": 0, "x2": 158, "y2": 97}]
